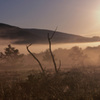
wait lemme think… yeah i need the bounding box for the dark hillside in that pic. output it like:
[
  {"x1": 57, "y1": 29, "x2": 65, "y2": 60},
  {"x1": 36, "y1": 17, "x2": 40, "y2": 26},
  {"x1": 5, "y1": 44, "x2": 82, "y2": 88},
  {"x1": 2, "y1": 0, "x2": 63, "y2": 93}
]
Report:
[{"x1": 0, "y1": 23, "x2": 100, "y2": 44}]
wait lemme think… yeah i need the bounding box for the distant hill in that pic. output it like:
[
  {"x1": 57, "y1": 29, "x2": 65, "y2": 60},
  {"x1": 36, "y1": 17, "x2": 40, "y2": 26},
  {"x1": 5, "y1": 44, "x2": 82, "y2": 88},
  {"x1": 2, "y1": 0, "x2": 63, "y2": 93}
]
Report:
[{"x1": 0, "y1": 23, "x2": 100, "y2": 44}]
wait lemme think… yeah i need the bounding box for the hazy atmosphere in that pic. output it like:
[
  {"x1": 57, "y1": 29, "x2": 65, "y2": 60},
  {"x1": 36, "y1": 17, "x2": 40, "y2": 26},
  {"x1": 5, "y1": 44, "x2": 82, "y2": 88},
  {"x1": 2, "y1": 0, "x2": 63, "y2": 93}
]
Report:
[{"x1": 1, "y1": 1, "x2": 100, "y2": 100}]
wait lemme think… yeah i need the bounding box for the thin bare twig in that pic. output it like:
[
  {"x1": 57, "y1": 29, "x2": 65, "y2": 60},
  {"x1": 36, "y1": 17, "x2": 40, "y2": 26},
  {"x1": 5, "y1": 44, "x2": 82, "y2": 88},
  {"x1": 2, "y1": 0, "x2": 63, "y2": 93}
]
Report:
[
  {"x1": 47, "y1": 27, "x2": 59, "y2": 73},
  {"x1": 49, "y1": 26, "x2": 58, "y2": 40},
  {"x1": 26, "y1": 43, "x2": 45, "y2": 74},
  {"x1": 58, "y1": 60, "x2": 61, "y2": 72}
]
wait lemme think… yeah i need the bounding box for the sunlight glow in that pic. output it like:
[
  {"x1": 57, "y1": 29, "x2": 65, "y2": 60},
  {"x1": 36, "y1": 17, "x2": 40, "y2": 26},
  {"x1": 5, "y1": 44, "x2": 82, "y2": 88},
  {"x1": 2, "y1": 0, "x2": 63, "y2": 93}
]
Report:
[{"x1": 95, "y1": 9, "x2": 100, "y2": 25}]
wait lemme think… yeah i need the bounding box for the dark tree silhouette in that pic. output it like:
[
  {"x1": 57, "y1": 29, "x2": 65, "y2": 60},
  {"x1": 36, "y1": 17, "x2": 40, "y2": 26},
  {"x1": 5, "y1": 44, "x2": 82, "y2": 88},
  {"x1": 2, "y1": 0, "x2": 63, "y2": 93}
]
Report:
[
  {"x1": 43, "y1": 49, "x2": 57, "y2": 62},
  {"x1": 43, "y1": 49, "x2": 51, "y2": 62},
  {"x1": 0, "y1": 44, "x2": 23, "y2": 64}
]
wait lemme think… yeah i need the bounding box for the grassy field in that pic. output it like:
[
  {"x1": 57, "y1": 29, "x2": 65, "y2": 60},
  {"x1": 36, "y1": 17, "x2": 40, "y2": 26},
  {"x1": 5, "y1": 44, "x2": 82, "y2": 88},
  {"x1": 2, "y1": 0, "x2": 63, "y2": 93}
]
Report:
[
  {"x1": 0, "y1": 45, "x2": 100, "y2": 100},
  {"x1": 0, "y1": 67, "x2": 100, "y2": 100}
]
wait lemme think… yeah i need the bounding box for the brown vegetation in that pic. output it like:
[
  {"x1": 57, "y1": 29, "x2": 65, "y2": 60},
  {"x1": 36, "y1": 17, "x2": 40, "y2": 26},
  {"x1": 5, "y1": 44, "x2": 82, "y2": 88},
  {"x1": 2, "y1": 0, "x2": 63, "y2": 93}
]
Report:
[{"x1": 0, "y1": 35, "x2": 100, "y2": 99}]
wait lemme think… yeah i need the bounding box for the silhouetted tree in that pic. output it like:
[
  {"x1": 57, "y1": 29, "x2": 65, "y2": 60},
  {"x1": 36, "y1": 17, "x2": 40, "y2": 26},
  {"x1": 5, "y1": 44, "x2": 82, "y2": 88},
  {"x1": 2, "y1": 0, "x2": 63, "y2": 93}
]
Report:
[
  {"x1": 43, "y1": 49, "x2": 51, "y2": 62},
  {"x1": 0, "y1": 44, "x2": 24, "y2": 65},
  {"x1": 67, "y1": 46, "x2": 88, "y2": 67},
  {"x1": 43, "y1": 49, "x2": 57, "y2": 63}
]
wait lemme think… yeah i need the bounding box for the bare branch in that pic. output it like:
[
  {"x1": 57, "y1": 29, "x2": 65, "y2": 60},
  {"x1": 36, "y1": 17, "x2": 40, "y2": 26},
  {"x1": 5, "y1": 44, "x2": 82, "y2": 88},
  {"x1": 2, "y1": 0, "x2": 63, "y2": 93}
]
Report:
[
  {"x1": 58, "y1": 60, "x2": 61, "y2": 72},
  {"x1": 47, "y1": 28, "x2": 58, "y2": 73},
  {"x1": 49, "y1": 26, "x2": 58, "y2": 40},
  {"x1": 27, "y1": 43, "x2": 32, "y2": 48},
  {"x1": 26, "y1": 44, "x2": 45, "y2": 74}
]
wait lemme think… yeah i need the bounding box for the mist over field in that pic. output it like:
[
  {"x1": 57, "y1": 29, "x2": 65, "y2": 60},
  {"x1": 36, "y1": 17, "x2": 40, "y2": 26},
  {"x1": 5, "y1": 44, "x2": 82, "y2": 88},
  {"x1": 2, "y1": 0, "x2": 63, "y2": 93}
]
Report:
[
  {"x1": 0, "y1": 44, "x2": 100, "y2": 100},
  {"x1": 1, "y1": 0, "x2": 100, "y2": 99},
  {"x1": 1, "y1": 43, "x2": 100, "y2": 71},
  {"x1": 0, "y1": 24, "x2": 100, "y2": 100}
]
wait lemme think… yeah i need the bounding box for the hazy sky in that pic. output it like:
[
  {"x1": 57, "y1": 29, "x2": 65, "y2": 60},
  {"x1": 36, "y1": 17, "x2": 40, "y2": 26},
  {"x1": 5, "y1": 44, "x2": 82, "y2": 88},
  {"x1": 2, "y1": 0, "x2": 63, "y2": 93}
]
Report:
[{"x1": 1, "y1": 0, "x2": 100, "y2": 36}]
